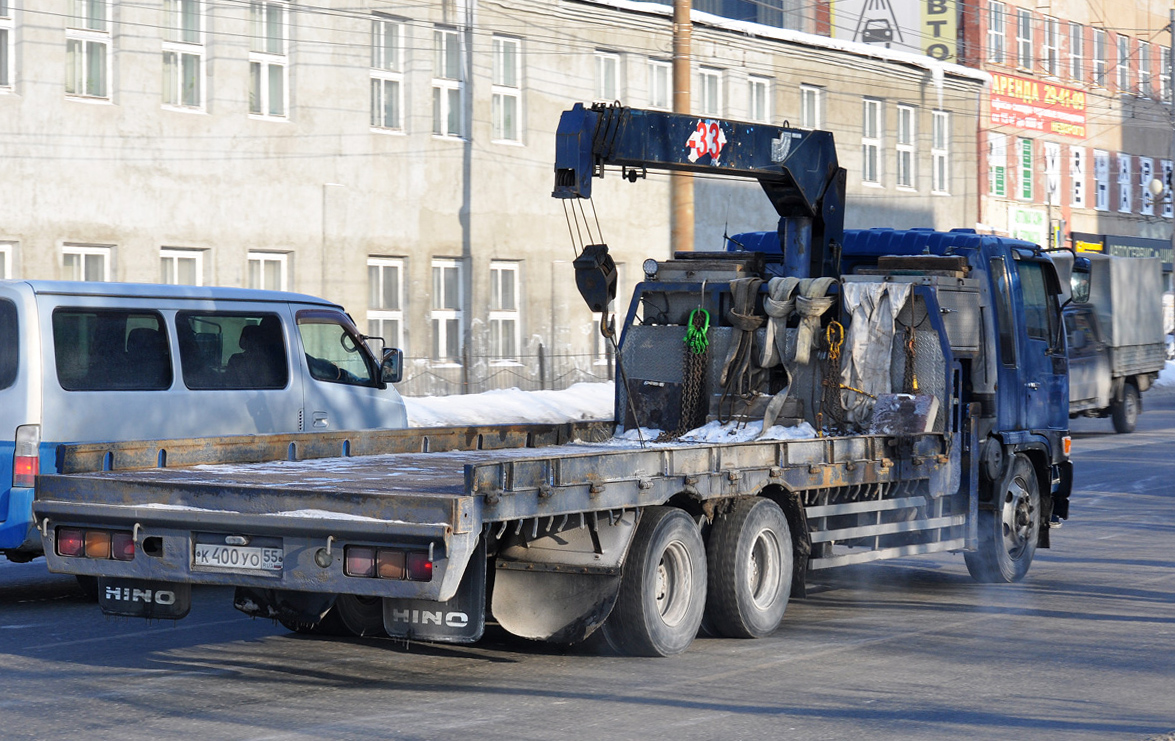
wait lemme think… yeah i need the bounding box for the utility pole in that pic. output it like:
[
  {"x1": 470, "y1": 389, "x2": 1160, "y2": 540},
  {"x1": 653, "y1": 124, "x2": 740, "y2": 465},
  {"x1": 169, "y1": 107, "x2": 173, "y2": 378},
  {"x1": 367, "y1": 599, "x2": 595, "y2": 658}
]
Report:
[
  {"x1": 671, "y1": 0, "x2": 694, "y2": 252},
  {"x1": 1169, "y1": 9, "x2": 1174, "y2": 279}
]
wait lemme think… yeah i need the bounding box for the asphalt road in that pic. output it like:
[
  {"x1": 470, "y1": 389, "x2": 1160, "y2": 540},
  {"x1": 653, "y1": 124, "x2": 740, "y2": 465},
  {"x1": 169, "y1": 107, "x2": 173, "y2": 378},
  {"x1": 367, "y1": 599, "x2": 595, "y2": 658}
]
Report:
[{"x1": 1, "y1": 397, "x2": 1174, "y2": 740}]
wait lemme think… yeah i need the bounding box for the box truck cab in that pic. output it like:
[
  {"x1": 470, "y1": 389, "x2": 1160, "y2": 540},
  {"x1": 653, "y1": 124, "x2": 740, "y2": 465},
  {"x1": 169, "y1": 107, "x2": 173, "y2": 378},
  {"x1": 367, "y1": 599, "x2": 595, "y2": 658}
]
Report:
[{"x1": 0, "y1": 280, "x2": 407, "y2": 561}]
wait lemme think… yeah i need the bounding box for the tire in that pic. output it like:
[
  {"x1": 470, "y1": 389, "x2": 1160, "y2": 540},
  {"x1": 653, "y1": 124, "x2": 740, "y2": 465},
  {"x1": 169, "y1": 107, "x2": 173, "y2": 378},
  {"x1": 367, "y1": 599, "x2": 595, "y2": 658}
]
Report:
[
  {"x1": 279, "y1": 598, "x2": 350, "y2": 636},
  {"x1": 965, "y1": 454, "x2": 1040, "y2": 583},
  {"x1": 705, "y1": 497, "x2": 793, "y2": 639},
  {"x1": 76, "y1": 575, "x2": 100, "y2": 601},
  {"x1": 334, "y1": 594, "x2": 387, "y2": 637},
  {"x1": 601, "y1": 507, "x2": 707, "y2": 657},
  {"x1": 1111, "y1": 382, "x2": 1140, "y2": 434}
]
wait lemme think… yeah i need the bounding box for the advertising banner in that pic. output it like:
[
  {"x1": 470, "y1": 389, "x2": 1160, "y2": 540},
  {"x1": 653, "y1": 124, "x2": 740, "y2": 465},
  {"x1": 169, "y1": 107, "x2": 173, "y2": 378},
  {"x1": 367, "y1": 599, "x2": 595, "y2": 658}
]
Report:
[
  {"x1": 989, "y1": 72, "x2": 1086, "y2": 138},
  {"x1": 831, "y1": 0, "x2": 957, "y2": 62}
]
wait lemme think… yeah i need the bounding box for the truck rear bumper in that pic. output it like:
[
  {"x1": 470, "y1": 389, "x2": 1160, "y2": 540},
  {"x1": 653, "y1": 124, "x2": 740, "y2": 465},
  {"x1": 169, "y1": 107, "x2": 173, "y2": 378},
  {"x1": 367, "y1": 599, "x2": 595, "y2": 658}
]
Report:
[{"x1": 34, "y1": 500, "x2": 478, "y2": 602}]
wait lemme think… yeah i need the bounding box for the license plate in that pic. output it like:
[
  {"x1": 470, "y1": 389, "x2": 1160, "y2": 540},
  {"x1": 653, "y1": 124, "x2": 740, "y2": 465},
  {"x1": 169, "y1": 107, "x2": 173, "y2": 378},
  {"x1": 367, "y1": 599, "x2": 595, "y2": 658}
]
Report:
[{"x1": 193, "y1": 543, "x2": 283, "y2": 573}]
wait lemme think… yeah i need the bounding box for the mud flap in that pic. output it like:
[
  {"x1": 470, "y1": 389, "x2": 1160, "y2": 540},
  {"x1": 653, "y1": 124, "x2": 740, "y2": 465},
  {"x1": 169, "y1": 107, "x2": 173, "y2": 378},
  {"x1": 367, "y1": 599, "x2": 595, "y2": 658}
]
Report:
[
  {"x1": 233, "y1": 588, "x2": 336, "y2": 624},
  {"x1": 98, "y1": 577, "x2": 191, "y2": 619},
  {"x1": 383, "y1": 539, "x2": 486, "y2": 644}
]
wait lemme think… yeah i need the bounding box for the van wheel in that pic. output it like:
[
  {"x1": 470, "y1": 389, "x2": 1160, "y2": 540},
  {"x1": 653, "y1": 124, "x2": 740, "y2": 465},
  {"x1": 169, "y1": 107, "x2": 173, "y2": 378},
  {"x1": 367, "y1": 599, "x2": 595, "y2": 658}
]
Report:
[
  {"x1": 334, "y1": 594, "x2": 387, "y2": 637},
  {"x1": 705, "y1": 497, "x2": 793, "y2": 638},
  {"x1": 600, "y1": 507, "x2": 707, "y2": 657},
  {"x1": 965, "y1": 455, "x2": 1040, "y2": 583},
  {"x1": 1111, "y1": 382, "x2": 1139, "y2": 433}
]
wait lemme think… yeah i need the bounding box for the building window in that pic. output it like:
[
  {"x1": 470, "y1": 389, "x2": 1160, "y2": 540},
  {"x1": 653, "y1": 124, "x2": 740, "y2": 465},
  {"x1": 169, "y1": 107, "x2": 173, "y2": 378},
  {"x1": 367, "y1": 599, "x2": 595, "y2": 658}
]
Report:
[
  {"x1": 1017, "y1": 138, "x2": 1033, "y2": 201},
  {"x1": 1015, "y1": 9, "x2": 1032, "y2": 70},
  {"x1": 595, "y1": 51, "x2": 619, "y2": 102},
  {"x1": 648, "y1": 60, "x2": 670, "y2": 110},
  {"x1": 431, "y1": 258, "x2": 463, "y2": 362},
  {"x1": 1162, "y1": 47, "x2": 1172, "y2": 103},
  {"x1": 895, "y1": 105, "x2": 915, "y2": 189},
  {"x1": 861, "y1": 98, "x2": 881, "y2": 185},
  {"x1": 249, "y1": 0, "x2": 288, "y2": 118},
  {"x1": 163, "y1": 0, "x2": 204, "y2": 110},
  {"x1": 748, "y1": 75, "x2": 770, "y2": 124},
  {"x1": 987, "y1": 132, "x2": 1007, "y2": 197},
  {"x1": 931, "y1": 111, "x2": 949, "y2": 194},
  {"x1": 63, "y1": 244, "x2": 111, "y2": 281},
  {"x1": 1093, "y1": 29, "x2": 1106, "y2": 86},
  {"x1": 1043, "y1": 18, "x2": 1059, "y2": 76},
  {"x1": 370, "y1": 17, "x2": 403, "y2": 132},
  {"x1": 433, "y1": 28, "x2": 463, "y2": 137},
  {"x1": 987, "y1": 1, "x2": 1005, "y2": 64},
  {"x1": 367, "y1": 257, "x2": 404, "y2": 351},
  {"x1": 0, "y1": 242, "x2": 11, "y2": 279},
  {"x1": 1069, "y1": 23, "x2": 1083, "y2": 82},
  {"x1": 1117, "y1": 154, "x2": 1132, "y2": 213},
  {"x1": 1043, "y1": 141, "x2": 1061, "y2": 205},
  {"x1": 1139, "y1": 40, "x2": 1151, "y2": 98},
  {"x1": 800, "y1": 85, "x2": 822, "y2": 129},
  {"x1": 1139, "y1": 157, "x2": 1155, "y2": 216},
  {"x1": 699, "y1": 67, "x2": 722, "y2": 116},
  {"x1": 1093, "y1": 150, "x2": 1110, "y2": 212},
  {"x1": 489, "y1": 261, "x2": 520, "y2": 362},
  {"x1": 1, "y1": 0, "x2": 13, "y2": 90},
  {"x1": 66, "y1": 0, "x2": 111, "y2": 99},
  {"x1": 160, "y1": 248, "x2": 203, "y2": 285},
  {"x1": 1117, "y1": 35, "x2": 1131, "y2": 91},
  {"x1": 492, "y1": 36, "x2": 520, "y2": 142},
  {"x1": 1162, "y1": 161, "x2": 1174, "y2": 218},
  {"x1": 247, "y1": 251, "x2": 288, "y2": 291},
  {"x1": 1070, "y1": 147, "x2": 1086, "y2": 209}
]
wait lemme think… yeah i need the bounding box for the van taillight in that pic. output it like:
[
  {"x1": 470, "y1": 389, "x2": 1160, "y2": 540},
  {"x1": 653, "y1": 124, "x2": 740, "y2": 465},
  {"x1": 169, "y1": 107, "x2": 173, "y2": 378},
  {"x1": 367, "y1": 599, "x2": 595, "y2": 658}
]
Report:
[{"x1": 13, "y1": 425, "x2": 40, "y2": 488}]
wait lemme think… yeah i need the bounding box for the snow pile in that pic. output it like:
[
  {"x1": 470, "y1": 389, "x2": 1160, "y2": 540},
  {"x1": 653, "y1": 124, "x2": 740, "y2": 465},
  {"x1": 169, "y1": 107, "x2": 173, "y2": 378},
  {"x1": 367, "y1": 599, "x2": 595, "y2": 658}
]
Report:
[
  {"x1": 404, "y1": 382, "x2": 615, "y2": 428},
  {"x1": 609, "y1": 419, "x2": 818, "y2": 446},
  {"x1": 1153, "y1": 361, "x2": 1175, "y2": 388}
]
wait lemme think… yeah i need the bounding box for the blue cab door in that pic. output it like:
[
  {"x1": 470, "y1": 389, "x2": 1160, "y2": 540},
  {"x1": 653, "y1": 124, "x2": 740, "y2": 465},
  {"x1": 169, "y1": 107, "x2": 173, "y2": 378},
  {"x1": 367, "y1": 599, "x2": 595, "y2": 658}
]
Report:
[{"x1": 1012, "y1": 257, "x2": 1069, "y2": 433}]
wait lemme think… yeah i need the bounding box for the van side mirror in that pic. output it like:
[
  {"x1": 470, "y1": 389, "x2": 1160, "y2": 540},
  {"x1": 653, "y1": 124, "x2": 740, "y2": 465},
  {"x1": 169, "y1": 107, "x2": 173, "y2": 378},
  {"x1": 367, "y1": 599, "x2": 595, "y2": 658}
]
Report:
[{"x1": 380, "y1": 348, "x2": 403, "y2": 384}]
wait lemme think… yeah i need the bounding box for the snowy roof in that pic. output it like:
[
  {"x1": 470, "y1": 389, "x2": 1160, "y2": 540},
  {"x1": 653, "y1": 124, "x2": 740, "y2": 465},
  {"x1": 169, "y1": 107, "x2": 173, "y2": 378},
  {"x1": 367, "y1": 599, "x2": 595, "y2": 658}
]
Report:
[{"x1": 581, "y1": 0, "x2": 991, "y2": 86}]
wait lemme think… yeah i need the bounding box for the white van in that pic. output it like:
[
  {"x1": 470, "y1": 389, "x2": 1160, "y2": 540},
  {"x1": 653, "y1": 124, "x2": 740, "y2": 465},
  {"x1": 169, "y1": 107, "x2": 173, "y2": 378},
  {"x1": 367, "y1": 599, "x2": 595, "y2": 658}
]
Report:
[{"x1": 0, "y1": 281, "x2": 406, "y2": 561}]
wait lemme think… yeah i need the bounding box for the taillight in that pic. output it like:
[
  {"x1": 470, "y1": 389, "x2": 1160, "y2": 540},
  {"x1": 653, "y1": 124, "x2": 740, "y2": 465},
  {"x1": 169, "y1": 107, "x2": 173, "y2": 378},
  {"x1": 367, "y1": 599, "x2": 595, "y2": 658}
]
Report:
[
  {"x1": 55, "y1": 527, "x2": 134, "y2": 561},
  {"x1": 57, "y1": 528, "x2": 85, "y2": 557},
  {"x1": 13, "y1": 424, "x2": 40, "y2": 488},
  {"x1": 344, "y1": 546, "x2": 432, "y2": 581}
]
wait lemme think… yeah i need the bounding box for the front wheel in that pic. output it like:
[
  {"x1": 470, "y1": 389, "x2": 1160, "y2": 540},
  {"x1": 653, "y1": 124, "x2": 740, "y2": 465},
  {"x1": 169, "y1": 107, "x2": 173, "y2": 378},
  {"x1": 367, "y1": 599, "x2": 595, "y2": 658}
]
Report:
[
  {"x1": 705, "y1": 497, "x2": 793, "y2": 638},
  {"x1": 965, "y1": 454, "x2": 1040, "y2": 583},
  {"x1": 1111, "y1": 382, "x2": 1140, "y2": 434},
  {"x1": 599, "y1": 507, "x2": 707, "y2": 657}
]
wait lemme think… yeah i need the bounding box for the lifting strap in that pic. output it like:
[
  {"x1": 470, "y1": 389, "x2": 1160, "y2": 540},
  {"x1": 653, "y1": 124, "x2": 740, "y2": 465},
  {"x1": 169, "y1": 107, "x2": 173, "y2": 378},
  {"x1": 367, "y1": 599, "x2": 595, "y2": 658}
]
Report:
[
  {"x1": 793, "y1": 277, "x2": 837, "y2": 365},
  {"x1": 760, "y1": 276, "x2": 800, "y2": 368}
]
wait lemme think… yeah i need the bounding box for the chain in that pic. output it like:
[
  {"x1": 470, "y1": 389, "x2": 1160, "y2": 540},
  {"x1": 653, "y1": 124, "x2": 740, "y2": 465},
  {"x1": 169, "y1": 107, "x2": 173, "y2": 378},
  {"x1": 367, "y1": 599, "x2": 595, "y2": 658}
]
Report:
[
  {"x1": 819, "y1": 320, "x2": 846, "y2": 436},
  {"x1": 903, "y1": 323, "x2": 918, "y2": 393},
  {"x1": 657, "y1": 309, "x2": 710, "y2": 442}
]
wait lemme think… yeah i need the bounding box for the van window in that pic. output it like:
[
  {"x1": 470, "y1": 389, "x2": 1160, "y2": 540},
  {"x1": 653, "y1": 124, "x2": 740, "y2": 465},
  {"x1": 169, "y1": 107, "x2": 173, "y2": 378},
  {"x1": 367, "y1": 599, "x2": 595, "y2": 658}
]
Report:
[
  {"x1": 296, "y1": 310, "x2": 377, "y2": 386},
  {"x1": 53, "y1": 310, "x2": 173, "y2": 391},
  {"x1": 0, "y1": 300, "x2": 17, "y2": 390},
  {"x1": 175, "y1": 312, "x2": 288, "y2": 390}
]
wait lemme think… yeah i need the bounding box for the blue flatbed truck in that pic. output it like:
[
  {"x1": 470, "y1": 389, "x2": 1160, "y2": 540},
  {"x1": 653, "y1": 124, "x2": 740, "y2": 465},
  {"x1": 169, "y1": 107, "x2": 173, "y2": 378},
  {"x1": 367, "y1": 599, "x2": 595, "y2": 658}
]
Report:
[{"x1": 31, "y1": 105, "x2": 1072, "y2": 657}]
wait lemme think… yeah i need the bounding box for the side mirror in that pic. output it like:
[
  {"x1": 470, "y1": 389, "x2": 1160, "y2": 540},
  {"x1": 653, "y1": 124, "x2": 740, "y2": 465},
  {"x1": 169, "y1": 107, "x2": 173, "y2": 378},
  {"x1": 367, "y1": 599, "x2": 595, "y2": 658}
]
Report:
[
  {"x1": 380, "y1": 347, "x2": 403, "y2": 384},
  {"x1": 1070, "y1": 257, "x2": 1091, "y2": 304}
]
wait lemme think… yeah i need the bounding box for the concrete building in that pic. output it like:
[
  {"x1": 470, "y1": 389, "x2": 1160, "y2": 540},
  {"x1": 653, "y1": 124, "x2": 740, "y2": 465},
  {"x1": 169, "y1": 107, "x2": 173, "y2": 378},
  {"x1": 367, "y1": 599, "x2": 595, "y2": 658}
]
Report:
[
  {"x1": 961, "y1": 0, "x2": 1175, "y2": 286},
  {"x1": 0, "y1": 0, "x2": 984, "y2": 395}
]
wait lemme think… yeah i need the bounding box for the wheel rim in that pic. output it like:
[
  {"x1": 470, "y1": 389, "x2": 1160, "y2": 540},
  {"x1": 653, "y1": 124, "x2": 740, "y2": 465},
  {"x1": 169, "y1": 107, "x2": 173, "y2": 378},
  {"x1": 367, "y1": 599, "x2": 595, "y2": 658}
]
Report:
[
  {"x1": 746, "y1": 527, "x2": 783, "y2": 610},
  {"x1": 1001, "y1": 475, "x2": 1037, "y2": 560},
  {"x1": 655, "y1": 540, "x2": 694, "y2": 627},
  {"x1": 1126, "y1": 390, "x2": 1139, "y2": 424}
]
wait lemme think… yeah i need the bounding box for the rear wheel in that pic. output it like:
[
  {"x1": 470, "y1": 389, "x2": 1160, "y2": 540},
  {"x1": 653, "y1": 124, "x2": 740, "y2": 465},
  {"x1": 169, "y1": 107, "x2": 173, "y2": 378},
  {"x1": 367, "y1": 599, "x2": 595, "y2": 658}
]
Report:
[
  {"x1": 705, "y1": 497, "x2": 793, "y2": 638},
  {"x1": 600, "y1": 507, "x2": 707, "y2": 657},
  {"x1": 334, "y1": 594, "x2": 387, "y2": 637},
  {"x1": 1111, "y1": 382, "x2": 1139, "y2": 434},
  {"x1": 965, "y1": 454, "x2": 1040, "y2": 583}
]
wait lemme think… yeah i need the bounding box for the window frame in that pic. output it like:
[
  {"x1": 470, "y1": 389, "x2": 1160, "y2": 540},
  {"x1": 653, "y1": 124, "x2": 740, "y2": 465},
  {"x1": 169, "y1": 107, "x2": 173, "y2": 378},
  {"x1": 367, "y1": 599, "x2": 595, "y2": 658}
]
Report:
[
  {"x1": 0, "y1": 241, "x2": 10, "y2": 279},
  {"x1": 1092, "y1": 28, "x2": 1106, "y2": 86},
  {"x1": 162, "y1": 0, "x2": 205, "y2": 111},
  {"x1": 987, "y1": 132, "x2": 1007, "y2": 197},
  {"x1": 0, "y1": 0, "x2": 13, "y2": 91},
  {"x1": 800, "y1": 84, "x2": 822, "y2": 129},
  {"x1": 1163, "y1": 160, "x2": 1174, "y2": 219},
  {"x1": 248, "y1": 0, "x2": 289, "y2": 119},
  {"x1": 1139, "y1": 40, "x2": 1152, "y2": 99},
  {"x1": 987, "y1": 1, "x2": 1006, "y2": 65},
  {"x1": 1117, "y1": 35, "x2": 1131, "y2": 92},
  {"x1": 648, "y1": 59, "x2": 670, "y2": 110},
  {"x1": 1093, "y1": 149, "x2": 1110, "y2": 212},
  {"x1": 370, "y1": 16, "x2": 404, "y2": 133},
  {"x1": 367, "y1": 256, "x2": 404, "y2": 352},
  {"x1": 66, "y1": 0, "x2": 112, "y2": 100},
  {"x1": 1139, "y1": 156, "x2": 1155, "y2": 216},
  {"x1": 1162, "y1": 47, "x2": 1172, "y2": 103},
  {"x1": 1017, "y1": 137, "x2": 1034, "y2": 201},
  {"x1": 594, "y1": 51, "x2": 619, "y2": 103},
  {"x1": 1070, "y1": 146, "x2": 1086, "y2": 209},
  {"x1": 1043, "y1": 141, "x2": 1061, "y2": 206},
  {"x1": 432, "y1": 27, "x2": 463, "y2": 138},
  {"x1": 491, "y1": 35, "x2": 521, "y2": 143},
  {"x1": 931, "y1": 110, "x2": 950, "y2": 194},
  {"x1": 1118, "y1": 153, "x2": 1132, "y2": 214},
  {"x1": 1015, "y1": 9, "x2": 1033, "y2": 70},
  {"x1": 1069, "y1": 22, "x2": 1084, "y2": 82},
  {"x1": 488, "y1": 261, "x2": 521, "y2": 363},
  {"x1": 160, "y1": 247, "x2": 204, "y2": 286},
  {"x1": 895, "y1": 104, "x2": 915, "y2": 190},
  {"x1": 747, "y1": 75, "x2": 770, "y2": 124},
  {"x1": 247, "y1": 251, "x2": 288, "y2": 291},
  {"x1": 430, "y1": 258, "x2": 463, "y2": 363},
  {"x1": 1042, "y1": 17, "x2": 1059, "y2": 76},
  {"x1": 699, "y1": 67, "x2": 722, "y2": 117},
  {"x1": 861, "y1": 98, "x2": 882, "y2": 186},
  {"x1": 62, "y1": 243, "x2": 111, "y2": 282}
]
